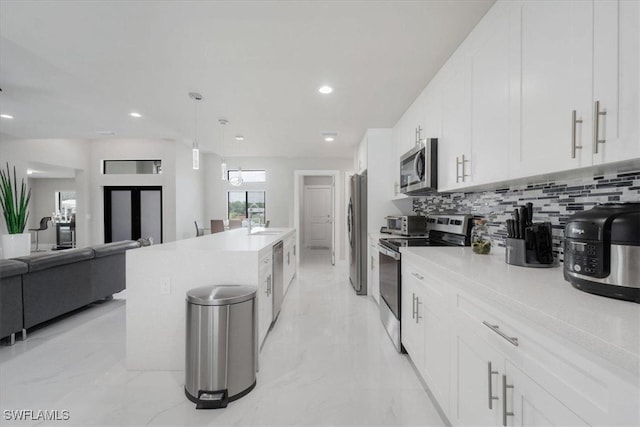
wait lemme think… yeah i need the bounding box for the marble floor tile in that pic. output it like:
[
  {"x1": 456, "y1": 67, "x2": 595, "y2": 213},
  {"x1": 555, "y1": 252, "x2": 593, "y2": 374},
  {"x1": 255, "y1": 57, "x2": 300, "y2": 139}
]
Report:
[{"x1": 0, "y1": 250, "x2": 445, "y2": 427}]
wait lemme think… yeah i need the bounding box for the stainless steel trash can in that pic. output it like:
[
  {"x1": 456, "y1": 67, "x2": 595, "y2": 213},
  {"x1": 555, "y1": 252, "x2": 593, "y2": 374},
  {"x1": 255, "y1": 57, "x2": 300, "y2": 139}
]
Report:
[{"x1": 185, "y1": 285, "x2": 258, "y2": 409}]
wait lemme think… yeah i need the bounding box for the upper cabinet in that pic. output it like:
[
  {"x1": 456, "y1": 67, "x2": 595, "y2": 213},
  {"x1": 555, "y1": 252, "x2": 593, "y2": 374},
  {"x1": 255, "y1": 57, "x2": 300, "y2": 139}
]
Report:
[
  {"x1": 510, "y1": 0, "x2": 639, "y2": 178},
  {"x1": 592, "y1": 0, "x2": 640, "y2": 165},
  {"x1": 391, "y1": 0, "x2": 639, "y2": 193}
]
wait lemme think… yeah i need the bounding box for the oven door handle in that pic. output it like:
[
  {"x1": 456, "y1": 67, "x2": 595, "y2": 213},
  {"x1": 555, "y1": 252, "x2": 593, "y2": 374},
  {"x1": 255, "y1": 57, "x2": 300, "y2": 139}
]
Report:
[{"x1": 378, "y1": 245, "x2": 400, "y2": 260}]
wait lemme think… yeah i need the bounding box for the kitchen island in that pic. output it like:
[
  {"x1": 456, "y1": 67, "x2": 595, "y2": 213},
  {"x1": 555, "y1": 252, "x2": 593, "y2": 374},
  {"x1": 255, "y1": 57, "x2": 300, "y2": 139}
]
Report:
[{"x1": 125, "y1": 227, "x2": 296, "y2": 371}]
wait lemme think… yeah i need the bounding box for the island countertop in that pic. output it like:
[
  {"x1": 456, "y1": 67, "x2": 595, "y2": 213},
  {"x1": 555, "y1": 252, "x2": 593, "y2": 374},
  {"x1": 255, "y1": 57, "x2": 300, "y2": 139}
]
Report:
[
  {"x1": 125, "y1": 227, "x2": 295, "y2": 370},
  {"x1": 401, "y1": 246, "x2": 639, "y2": 378}
]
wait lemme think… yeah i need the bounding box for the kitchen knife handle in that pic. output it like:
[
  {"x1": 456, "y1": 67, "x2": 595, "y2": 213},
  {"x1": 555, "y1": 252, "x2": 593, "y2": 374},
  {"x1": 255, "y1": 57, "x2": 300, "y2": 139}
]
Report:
[
  {"x1": 525, "y1": 203, "x2": 533, "y2": 225},
  {"x1": 519, "y1": 207, "x2": 527, "y2": 241},
  {"x1": 571, "y1": 110, "x2": 583, "y2": 159},
  {"x1": 593, "y1": 100, "x2": 606, "y2": 154},
  {"x1": 513, "y1": 210, "x2": 520, "y2": 239}
]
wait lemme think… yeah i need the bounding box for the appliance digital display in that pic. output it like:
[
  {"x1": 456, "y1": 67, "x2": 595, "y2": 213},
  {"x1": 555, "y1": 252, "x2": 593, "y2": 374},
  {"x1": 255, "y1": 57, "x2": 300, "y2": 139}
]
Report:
[{"x1": 437, "y1": 217, "x2": 449, "y2": 225}]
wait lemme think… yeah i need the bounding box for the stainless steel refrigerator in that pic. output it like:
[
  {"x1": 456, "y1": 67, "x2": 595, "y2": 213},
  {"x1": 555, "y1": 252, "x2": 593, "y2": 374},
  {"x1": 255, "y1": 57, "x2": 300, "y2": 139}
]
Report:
[{"x1": 348, "y1": 171, "x2": 367, "y2": 295}]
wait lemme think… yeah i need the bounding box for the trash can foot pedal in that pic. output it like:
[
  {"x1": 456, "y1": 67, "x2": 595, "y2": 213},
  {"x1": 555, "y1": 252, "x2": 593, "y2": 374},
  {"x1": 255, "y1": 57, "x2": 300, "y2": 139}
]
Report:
[{"x1": 185, "y1": 388, "x2": 229, "y2": 409}]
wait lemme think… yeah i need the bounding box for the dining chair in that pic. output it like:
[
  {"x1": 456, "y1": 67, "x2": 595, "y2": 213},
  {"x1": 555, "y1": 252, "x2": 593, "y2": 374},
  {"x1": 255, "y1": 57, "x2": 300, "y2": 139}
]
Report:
[
  {"x1": 194, "y1": 220, "x2": 210, "y2": 237},
  {"x1": 29, "y1": 216, "x2": 51, "y2": 252},
  {"x1": 228, "y1": 219, "x2": 242, "y2": 229},
  {"x1": 210, "y1": 219, "x2": 225, "y2": 233}
]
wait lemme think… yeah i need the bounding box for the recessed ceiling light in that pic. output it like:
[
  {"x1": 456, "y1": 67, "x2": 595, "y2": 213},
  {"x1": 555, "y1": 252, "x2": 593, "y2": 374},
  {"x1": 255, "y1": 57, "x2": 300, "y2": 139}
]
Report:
[
  {"x1": 318, "y1": 85, "x2": 333, "y2": 94},
  {"x1": 235, "y1": 135, "x2": 245, "y2": 141},
  {"x1": 96, "y1": 130, "x2": 116, "y2": 136},
  {"x1": 322, "y1": 132, "x2": 337, "y2": 142},
  {"x1": 0, "y1": 114, "x2": 14, "y2": 119},
  {"x1": 129, "y1": 112, "x2": 142, "y2": 118}
]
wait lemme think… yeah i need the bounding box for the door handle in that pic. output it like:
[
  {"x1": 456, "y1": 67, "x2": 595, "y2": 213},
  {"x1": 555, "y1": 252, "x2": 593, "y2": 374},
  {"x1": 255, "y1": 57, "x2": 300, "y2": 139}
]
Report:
[{"x1": 411, "y1": 271, "x2": 424, "y2": 280}]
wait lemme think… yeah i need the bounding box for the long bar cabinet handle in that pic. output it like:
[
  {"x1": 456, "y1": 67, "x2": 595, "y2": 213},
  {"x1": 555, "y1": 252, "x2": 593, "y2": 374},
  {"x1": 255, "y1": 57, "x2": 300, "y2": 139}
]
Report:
[
  {"x1": 593, "y1": 100, "x2": 606, "y2": 154},
  {"x1": 502, "y1": 375, "x2": 514, "y2": 426},
  {"x1": 571, "y1": 110, "x2": 583, "y2": 159},
  {"x1": 482, "y1": 321, "x2": 519, "y2": 347},
  {"x1": 488, "y1": 362, "x2": 499, "y2": 409}
]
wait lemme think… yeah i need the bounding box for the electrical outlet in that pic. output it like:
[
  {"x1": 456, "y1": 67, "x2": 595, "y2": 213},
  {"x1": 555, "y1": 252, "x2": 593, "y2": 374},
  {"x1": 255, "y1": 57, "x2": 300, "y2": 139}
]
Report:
[{"x1": 159, "y1": 277, "x2": 171, "y2": 295}]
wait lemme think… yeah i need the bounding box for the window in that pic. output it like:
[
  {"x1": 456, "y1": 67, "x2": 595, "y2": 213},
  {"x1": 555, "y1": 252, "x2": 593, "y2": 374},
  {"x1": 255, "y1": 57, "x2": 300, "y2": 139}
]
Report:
[
  {"x1": 228, "y1": 191, "x2": 266, "y2": 223},
  {"x1": 103, "y1": 160, "x2": 162, "y2": 174},
  {"x1": 227, "y1": 169, "x2": 266, "y2": 183}
]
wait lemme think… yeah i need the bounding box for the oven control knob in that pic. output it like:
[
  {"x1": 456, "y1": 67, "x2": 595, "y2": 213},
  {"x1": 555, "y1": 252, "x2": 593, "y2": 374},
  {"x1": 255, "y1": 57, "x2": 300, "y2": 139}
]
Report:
[{"x1": 573, "y1": 264, "x2": 581, "y2": 272}]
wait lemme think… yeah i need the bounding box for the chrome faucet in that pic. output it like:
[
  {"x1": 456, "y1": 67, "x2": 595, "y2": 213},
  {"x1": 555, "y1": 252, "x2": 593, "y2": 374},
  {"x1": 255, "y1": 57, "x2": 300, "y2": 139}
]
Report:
[{"x1": 247, "y1": 206, "x2": 260, "y2": 234}]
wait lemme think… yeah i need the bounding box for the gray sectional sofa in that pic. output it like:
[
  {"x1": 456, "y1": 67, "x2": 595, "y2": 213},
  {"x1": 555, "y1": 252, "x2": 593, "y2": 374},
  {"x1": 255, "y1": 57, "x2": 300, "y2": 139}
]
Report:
[{"x1": 0, "y1": 240, "x2": 140, "y2": 344}]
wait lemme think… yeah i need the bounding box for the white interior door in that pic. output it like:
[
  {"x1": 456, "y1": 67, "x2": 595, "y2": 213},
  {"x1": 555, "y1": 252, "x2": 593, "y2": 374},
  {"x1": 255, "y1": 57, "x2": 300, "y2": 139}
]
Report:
[{"x1": 304, "y1": 185, "x2": 332, "y2": 250}]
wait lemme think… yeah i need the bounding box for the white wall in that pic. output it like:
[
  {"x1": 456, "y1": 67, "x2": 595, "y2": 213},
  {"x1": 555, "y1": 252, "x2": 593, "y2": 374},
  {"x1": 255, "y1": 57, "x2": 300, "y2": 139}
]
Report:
[
  {"x1": 27, "y1": 178, "x2": 76, "y2": 248},
  {"x1": 202, "y1": 154, "x2": 352, "y2": 261},
  {"x1": 0, "y1": 139, "x2": 91, "y2": 245},
  {"x1": 0, "y1": 138, "x2": 200, "y2": 246}
]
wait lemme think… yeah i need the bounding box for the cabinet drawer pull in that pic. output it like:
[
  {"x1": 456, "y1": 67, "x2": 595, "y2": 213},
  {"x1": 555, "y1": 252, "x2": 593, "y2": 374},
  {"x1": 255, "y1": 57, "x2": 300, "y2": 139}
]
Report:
[
  {"x1": 488, "y1": 362, "x2": 499, "y2": 410},
  {"x1": 412, "y1": 293, "x2": 417, "y2": 319},
  {"x1": 266, "y1": 275, "x2": 272, "y2": 296},
  {"x1": 502, "y1": 375, "x2": 514, "y2": 426},
  {"x1": 482, "y1": 321, "x2": 519, "y2": 347},
  {"x1": 593, "y1": 100, "x2": 606, "y2": 154},
  {"x1": 415, "y1": 297, "x2": 422, "y2": 323},
  {"x1": 571, "y1": 110, "x2": 583, "y2": 159},
  {"x1": 411, "y1": 272, "x2": 424, "y2": 280}
]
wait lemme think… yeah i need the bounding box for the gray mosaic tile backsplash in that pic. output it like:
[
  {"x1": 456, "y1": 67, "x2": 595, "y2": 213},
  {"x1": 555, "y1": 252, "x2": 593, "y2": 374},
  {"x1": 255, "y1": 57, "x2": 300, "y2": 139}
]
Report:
[{"x1": 412, "y1": 170, "x2": 640, "y2": 261}]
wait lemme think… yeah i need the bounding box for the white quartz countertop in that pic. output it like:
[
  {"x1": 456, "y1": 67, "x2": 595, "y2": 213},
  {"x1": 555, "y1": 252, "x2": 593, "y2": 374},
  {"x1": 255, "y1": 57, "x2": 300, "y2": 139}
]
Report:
[
  {"x1": 401, "y1": 247, "x2": 640, "y2": 377},
  {"x1": 138, "y1": 227, "x2": 294, "y2": 253}
]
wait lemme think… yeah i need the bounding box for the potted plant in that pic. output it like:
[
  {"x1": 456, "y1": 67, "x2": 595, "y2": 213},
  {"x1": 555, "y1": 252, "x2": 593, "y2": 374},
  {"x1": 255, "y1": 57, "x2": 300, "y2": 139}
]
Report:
[{"x1": 0, "y1": 163, "x2": 31, "y2": 258}]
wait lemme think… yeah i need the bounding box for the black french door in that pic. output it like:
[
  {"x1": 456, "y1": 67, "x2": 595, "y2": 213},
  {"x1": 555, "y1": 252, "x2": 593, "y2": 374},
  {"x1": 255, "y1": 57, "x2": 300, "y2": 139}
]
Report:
[{"x1": 104, "y1": 186, "x2": 162, "y2": 243}]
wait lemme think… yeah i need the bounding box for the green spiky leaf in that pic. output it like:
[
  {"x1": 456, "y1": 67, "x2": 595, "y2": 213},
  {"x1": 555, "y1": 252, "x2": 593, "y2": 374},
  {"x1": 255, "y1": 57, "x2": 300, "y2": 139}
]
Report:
[{"x1": 0, "y1": 163, "x2": 31, "y2": 234}]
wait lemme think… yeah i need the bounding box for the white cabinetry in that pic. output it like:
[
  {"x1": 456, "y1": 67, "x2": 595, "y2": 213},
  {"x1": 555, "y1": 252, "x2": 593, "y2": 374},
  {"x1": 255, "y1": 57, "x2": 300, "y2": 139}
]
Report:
[
  {"x1": 439, "y1": 53, "x2": 472, "y2": 191},
  {"x1": 283, "y1": 231, "x2": 297, "y2": 294},
  {"x1": 258, "y1": 250, "x2": 273, "y2": 348},
  {"x1": 511, "y1": 0, "x2": 593, "y2": 177},
  {"x1": 511, "y1": 0, "x2": 639, "y2": 178},
  {"x1": 592, "y1": 0, "x2": 640, "y2": 165},
  {"x1": 401, "y1": 250, "x2": 638, "y2": 427},
  {"x1": 368, "y1": 237, "x2": 380, "y2": 304},
  {"x1": 401, "y1": 259, "x2": 452, "y2": 418}
]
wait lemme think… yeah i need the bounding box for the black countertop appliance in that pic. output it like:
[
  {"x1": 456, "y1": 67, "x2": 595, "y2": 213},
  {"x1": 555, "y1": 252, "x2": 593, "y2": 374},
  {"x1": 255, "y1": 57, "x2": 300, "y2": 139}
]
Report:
[{"x1": 564, "y1": 202, "x2": 640, "y2": 303}]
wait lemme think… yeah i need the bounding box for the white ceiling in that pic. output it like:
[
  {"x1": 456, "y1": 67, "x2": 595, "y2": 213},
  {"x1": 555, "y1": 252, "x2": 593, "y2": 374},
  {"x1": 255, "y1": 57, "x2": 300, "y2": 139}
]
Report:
[{"x1": 0, "y1": 0, "x2": 494, "y2": 158}]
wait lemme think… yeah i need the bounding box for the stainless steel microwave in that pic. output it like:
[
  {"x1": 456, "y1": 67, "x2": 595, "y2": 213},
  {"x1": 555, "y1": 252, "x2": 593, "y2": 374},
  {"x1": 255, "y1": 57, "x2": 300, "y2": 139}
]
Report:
[{"x1": 400, "y1": 138, "x2": 438, "y2": 195}]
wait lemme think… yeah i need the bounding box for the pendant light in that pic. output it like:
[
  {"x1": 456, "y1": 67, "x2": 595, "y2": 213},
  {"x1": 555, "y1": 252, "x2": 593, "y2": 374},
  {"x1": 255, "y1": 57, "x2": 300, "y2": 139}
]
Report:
[
  {"x1": 219, "y1": 118, "x2": 228, "y2": 180},
  {"x1": 229, "y1": 165, "x2": 243, "y2": 186},
  {"x1": 189, "y1": 92, "x2": 203, "y2": 170}
]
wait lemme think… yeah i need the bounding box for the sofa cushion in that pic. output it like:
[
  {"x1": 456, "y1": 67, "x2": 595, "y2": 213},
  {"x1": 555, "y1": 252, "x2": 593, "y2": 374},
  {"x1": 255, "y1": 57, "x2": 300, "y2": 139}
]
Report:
[
  {"x1": 0, "y1": 259, "x2": 28, "y2": 278},
  {"x1": 14, "y1": 247, "x2": 94, "y2": 273},
  {"x1": 91, "y1": 240, "x2": 140, "y2": 258}
]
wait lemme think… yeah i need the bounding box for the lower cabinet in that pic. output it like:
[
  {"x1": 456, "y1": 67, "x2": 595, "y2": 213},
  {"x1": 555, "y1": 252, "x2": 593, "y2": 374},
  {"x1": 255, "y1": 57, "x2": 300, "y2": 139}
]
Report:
[
  {"x1": 368, "y1": 240, "x2": 380, "y2": 305},
  {"x1": 401, "y1": 259, "x2": 452, "y2": 417},
  {"x1": 258, "y1": 251, "x2": 273, "y2": 348},
  {"x1": 401, "y1": 255, "x2": 639, "y2": 427}
]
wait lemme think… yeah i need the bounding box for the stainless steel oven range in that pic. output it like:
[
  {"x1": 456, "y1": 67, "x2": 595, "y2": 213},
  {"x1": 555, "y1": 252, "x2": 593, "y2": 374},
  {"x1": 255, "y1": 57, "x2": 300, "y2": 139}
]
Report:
[{"x1": 378, "y1": 214, "x2": 472, "y2": 352}]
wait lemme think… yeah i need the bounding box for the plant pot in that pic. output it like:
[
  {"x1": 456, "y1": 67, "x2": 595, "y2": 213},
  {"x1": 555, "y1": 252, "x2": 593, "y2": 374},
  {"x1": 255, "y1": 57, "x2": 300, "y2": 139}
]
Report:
[{"x1": 1, "y1": 233, "x2": 31, "y2": 259}]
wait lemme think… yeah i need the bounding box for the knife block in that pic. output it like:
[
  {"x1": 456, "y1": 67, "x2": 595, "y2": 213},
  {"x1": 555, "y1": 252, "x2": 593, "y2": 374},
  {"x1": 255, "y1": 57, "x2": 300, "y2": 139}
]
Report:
[{"x1": 505, "y1": 237, "x2": 555, "y2": 268}]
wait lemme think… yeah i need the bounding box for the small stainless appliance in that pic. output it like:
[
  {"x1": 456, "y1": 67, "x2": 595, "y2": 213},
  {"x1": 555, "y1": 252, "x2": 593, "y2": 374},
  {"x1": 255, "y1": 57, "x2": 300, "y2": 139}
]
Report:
[
  {"x1": 385, "y1": 215, "x2": 427, "y2": 236},
  {"x1": 564, "y1": 202, "x2": 640, "y2": 303},
  {"x1": 400, "y1": 138, "x2": 437, "y2": 195},
  {"x1": 378, "y1": 214, "x2": 472, "y2": 352},
  {"x1": 348, "y1": 171, "x2": 368, "y2": 295}
]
